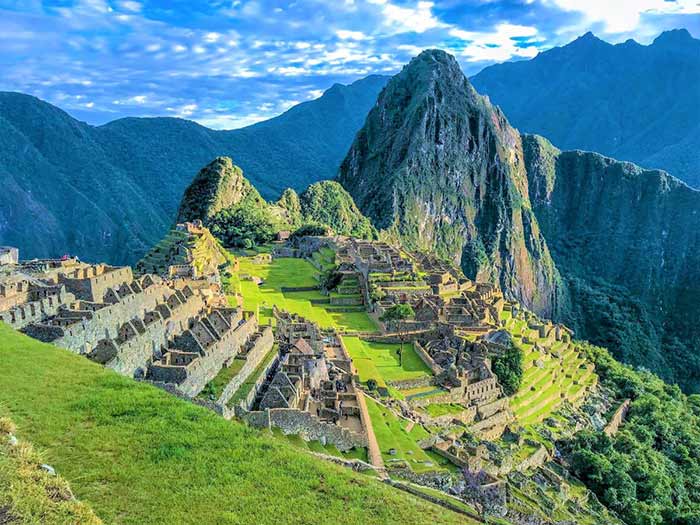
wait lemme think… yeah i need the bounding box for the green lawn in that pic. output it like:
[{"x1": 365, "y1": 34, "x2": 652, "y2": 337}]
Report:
[
  {"x1": 226, "y1": 257, "x2": 377, "y2": 333},
  {"x1": 342, "y1": 337, "x2": 432, "y2": 389},
  {"x1": 0, "y1": 324, "x2": 463, "y2": 525},
  {"x1": 364, "y1": 397, "x2": 450, "y2": 474}
]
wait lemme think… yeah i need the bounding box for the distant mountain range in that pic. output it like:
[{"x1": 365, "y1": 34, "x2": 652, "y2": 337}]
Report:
[
  {"x1": 0, "y1": 74, "x2": 388, "y2": 264},
  {"x1": 471, "y1": 29, "x2": 700, "y2": 187}
]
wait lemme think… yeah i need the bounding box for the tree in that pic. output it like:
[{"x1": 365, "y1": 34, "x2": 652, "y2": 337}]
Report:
[
  {"x1": 491, "y1": 342, "x2": 523, "y2": 396},
  {"x1": 380, "y1": 303, "x2": 415, "y2": 366}
]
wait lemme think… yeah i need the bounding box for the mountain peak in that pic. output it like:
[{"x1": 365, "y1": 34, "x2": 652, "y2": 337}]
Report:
[
  {"x1": 568, "y1": 31, "x2": 607, "y2": 49},
  {"x1": 176, "y1": 156, "x2": 262, "y2": 224},
  {"x1": 653, "y1": 28, "x2": 696, "y2": 47}
]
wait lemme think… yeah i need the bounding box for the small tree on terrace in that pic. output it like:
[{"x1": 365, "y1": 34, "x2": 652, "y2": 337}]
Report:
[{"x1": 380, "y1": 303, "x2": 415, "y2": 366}]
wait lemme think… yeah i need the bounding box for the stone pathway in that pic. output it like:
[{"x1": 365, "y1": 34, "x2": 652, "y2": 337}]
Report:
[
  {"x1": 357, "y1": 391, "x2": 386, "y2": 477},
  {"x1": 405, "y1": 421, "x2": 415, "y2": 433}
]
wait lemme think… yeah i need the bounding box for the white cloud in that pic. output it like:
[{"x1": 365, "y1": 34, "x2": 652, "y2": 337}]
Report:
[
  {"x1": 118, "y1": 1, "x2": 142, "y2": 13},
  {"x1": 449, "y1": 23, "x2": 542, "y2": 62},
  {"x1": 369, "y1": 0, "x2": 444, "y2": 34},
  {"x1": 336, "y1": 29, "x2": 368, "y2": 40},
  {"x1": 547, "y1": 0, "x2": 700, "y2": 33}
]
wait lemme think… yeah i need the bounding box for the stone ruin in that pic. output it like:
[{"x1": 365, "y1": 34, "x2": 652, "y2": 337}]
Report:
[
  {"x1": 238, "y1": 309, "x2": 369, "y2": 452},
  {"x1": 0, "y1": 253, "x2": 257, "y2": 399}
]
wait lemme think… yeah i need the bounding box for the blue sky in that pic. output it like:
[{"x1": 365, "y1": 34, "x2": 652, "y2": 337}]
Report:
[{"x1": 1, "y1": 0, "x2": 698, "y2": 129}]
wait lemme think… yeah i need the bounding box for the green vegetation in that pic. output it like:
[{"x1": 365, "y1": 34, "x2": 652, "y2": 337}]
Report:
[
  {"x1": 491, "y1": 342, "x2": 523, "y2": 396},
  {"x1": 364, "y1": 397, "x2": 449, "y2": 473},
  {"x1": 209, "y1": 203, "x2": 281, "y2": 249},
  {"x1": 564, "y1": 343, "x2": 700, "y2": 525},
  {"x1": 298, "y1": 181, "x2": 377, "y2": 239},
  {"x1": 198, "y1": 357, "x2": 246, "y2": 401},
  {"x1": 0, "y1": 323, "x2": 464, "y2": 525},
  {"x1": 226, "y1": 255, "x2": 377, "y2": 333},
  {"x1": 342, "y1": 337, "x2": 431, "y2": 389},
  {"x1": 0, "y1": 416, "x2": 101, "y2": 525},
  {"x1": 227, "y1": 346, "x2": 278, "y2": 408}
]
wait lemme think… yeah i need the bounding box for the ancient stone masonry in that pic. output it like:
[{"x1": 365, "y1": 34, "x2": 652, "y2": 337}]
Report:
[
  {"x1": 2, "y1": 249, "x2": 265, "y2": 406},
  {"x1": 0, "y1": 246, "x2": 19, "y2": 266},
  {"x1": 149, "y1": 309, "x2": 259, "y2": 397},
  {"x1": 135, "y1": 221, "x2": 233, "y2": 281},
  {"x1": 239, "y1": 310, "x2": 368, "y2": 452}
]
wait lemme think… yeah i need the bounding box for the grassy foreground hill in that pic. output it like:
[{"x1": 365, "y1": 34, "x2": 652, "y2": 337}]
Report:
[{"x1": 0, "y1": 323, "x2": 463, "y2": 525}]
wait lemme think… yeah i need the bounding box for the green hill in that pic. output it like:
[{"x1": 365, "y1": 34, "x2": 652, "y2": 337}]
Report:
[
  {"x1": 0, "y1": 75, "x2": 388, "y2": 264},
  {"x1": 0, "y1": 323, "x2": 462, "y2": 525}
]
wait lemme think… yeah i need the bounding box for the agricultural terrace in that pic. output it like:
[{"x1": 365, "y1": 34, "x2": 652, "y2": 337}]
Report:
[
  {"x1": 0, "y1": 323, "x2": 464, "y2": 525},
  {"x1": 364, "y1": 397, "x2": 454, "y2": 474},
  {"x1": 501, "y1": 311, "x2": 597, "y2": 426},
  {"x1": 225, "y1": 255, "x2": 377, "y2": 333}
]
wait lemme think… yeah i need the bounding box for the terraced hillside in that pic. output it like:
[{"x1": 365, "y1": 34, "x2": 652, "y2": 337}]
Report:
[
  {"x1": 503, "y1": 310, "x2": 597, "y2": 426},
  {"x1": 136, "y1": 224, "x2": 230, "y2": 277},
  {"x1": 0, "y1": 323, "x2": 464, "y2": 525}
]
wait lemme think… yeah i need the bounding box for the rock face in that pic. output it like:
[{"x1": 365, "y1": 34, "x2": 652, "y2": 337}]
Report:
[
  {"x1": 176, "y1": 157, "x2": 263, "y2": 223},
  {"x1": 471, "y1": 29, "x2": 700, "y2": 187},
  {"x1": 524, "y1": 134, "x2": 700, "y2": 391},
  {"x1": 338, "y1": 50, "x2": 562, "y2": 316}
]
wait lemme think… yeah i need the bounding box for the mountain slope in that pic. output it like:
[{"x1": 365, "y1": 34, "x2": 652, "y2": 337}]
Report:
[
  {"x1": 338, "y1": 49, "x2": 562, "y2": 316},
  {"x1": 0, "y1": 75, "x2": 388, "y2": 264},
  {"x1": 471, "y1": 29, "x2": 700, "y2": 187},
  {"x1": 524, "y1": 134, "x2": 700, "y2": 391}
]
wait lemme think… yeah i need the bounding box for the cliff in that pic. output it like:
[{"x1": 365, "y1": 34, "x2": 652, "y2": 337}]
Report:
[
  {"x1": 338, "y1": 49, "x2": 562, "y2": 316},
  {"x1": 524, "y1": 134, "x2": 700, "y2": 390}
]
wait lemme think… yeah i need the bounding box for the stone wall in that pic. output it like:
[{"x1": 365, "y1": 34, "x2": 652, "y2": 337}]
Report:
[
  {"x1": 242, "y1": 408, "x2": 368, "y2": 451},
  {"x1": 388, "y1": 376, "x2": 434, "y2": 390},
  {"x1": 0, "y1": 288, "x2": 75, "y2": 330},
  {"x1": 59, "y1": 266, "x2": 133, "y2": 302},
  {"x1": 107, "y1": 294, "x2": 206, "y2": 377},
  {"x1": 162, "y1": 313, "x2": 260, "y2": 398},
  {"x1": 414, "y1": 340, "x2": 444, "y2": 375},
  {"x1": 604, "y1": 399, "x2": 631, "y2": 436},
  {"x1": 216, "y1": 326, "x2": 274, "y2": 406},
  {"x1": 50, "y1": 282, "x2": 175, "y2": 353}
]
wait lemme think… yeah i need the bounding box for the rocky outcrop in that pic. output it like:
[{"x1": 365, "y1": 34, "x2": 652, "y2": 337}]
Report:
[
  {"x1": 176, "y1": 157, "x2": 264, "y2": 223},
  {"x1": 524, "y1": 134, "x2": 700, "y2": 391},
  {"x1": 338, "y1": 49, "x2": 562, "y2": 317}
]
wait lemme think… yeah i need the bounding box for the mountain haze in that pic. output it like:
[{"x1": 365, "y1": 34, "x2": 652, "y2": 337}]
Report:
[
  {"x1": 471, "y1": 29, "x2": 700, "y2": 187},
  {"x1": 0, "y1": 75, "x2": 388, "y2": 264}
]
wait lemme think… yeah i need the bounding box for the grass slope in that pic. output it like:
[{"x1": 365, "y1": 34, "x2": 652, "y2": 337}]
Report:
[
  {"x1": 228, "y1": 256, "x2": 377, "y2": 332},
  {"x1": 0, "y1": 324, "x2": 463, "y2": 525}
]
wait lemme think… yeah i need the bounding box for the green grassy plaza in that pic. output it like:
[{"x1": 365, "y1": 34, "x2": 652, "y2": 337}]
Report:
[{"x1": 225, "y1": 255, "x2": 377, "y2": 333}]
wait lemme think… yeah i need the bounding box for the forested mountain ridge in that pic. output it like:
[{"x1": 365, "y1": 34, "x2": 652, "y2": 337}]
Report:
[
  {"x1": 471, "y1": 29, "x2": 700, "y2": 187},
  {"x1": 524, "y1": 134, "x2": 700, "y2": 391},
  {"x1": 338, "y1": 49, "x2": 563, "y2": 318},
  {"x1": 0, "y1": 74, "x2": 388, "y2": 264}
]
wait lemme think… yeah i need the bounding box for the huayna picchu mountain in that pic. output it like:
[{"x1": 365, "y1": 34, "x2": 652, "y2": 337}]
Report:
[
  {"x1": 0, "y1": 74, "x2": 387, "y2": 265},
  {"x1": 338, "y1": 49, "x2": 562, "y2": 317},
  {"x1": 339, "y1": 48, "x2": 700, "y2": 393}
]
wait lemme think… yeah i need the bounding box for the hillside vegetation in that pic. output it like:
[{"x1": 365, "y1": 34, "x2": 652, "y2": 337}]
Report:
[
  {"x1": 0, "y1": 323, "x2": 462, "y2": 525},
  {"x1": 0, "y1": 75, "x2": 387, "y2": 264}
]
